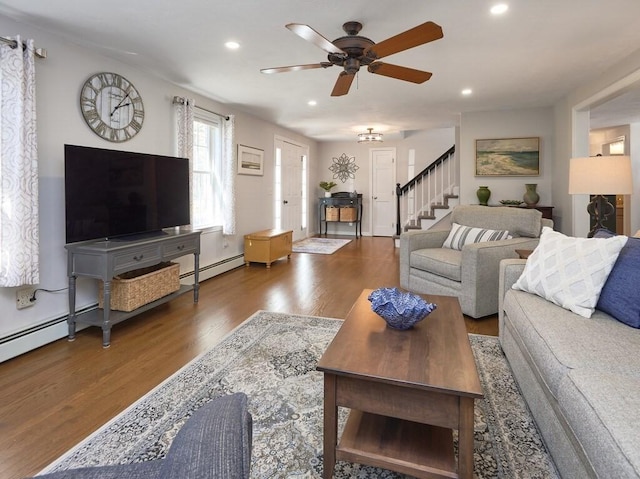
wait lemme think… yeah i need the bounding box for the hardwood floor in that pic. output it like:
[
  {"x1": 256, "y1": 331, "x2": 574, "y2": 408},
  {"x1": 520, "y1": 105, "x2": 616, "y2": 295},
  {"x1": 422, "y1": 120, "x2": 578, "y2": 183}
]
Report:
[{"x1": 0, "y1": 236, "x2": 497, "y2": 479}]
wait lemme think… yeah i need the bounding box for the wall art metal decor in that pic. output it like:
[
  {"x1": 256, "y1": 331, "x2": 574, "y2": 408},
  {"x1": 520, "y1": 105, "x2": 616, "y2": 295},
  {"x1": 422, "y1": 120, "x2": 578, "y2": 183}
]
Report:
[
  {"x1": 237, "y1": 144, "x2": 264, "y2": 176},
  {"x1": 475, "y1": 137, "x2": 540, "y2": 176},
  {"x1": 329, "y1": 153, "x2": 359, "y2": 182}
]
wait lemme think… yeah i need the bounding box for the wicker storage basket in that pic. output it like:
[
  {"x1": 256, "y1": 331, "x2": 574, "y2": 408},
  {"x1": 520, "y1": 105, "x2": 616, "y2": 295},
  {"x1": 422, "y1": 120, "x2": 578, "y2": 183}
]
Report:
[
  {"x1": 326, "y1": 206, "x2": 340, "y2": 221},
  {"x1": 98, "y1": 262, "x2": 180, "y2": 312},
  {"x1": 339, "y1": 207, "x2": 357, "y2": 222}
]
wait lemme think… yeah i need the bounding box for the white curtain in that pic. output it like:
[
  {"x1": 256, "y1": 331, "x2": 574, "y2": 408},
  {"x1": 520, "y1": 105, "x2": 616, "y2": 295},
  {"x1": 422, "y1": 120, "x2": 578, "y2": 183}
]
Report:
[
  {"x1": 175, "y1": 97, "x2": 194, "y2": 227},
  {"x1": 0, "y1": 36, "x2": 39, "y2": 287},
  {"x1": 222, "y1": 114, "x2": 236, "y2": 235}
]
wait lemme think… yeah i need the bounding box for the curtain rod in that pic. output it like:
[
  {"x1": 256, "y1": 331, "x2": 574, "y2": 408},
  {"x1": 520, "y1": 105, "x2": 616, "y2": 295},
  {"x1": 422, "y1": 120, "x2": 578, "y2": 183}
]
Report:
[
  {"x1": 172, "y1": 96, "x2": 229, "y2": 121},
  {"x1": 0, "y1": 36, "x2": 47, "y2": 58}
]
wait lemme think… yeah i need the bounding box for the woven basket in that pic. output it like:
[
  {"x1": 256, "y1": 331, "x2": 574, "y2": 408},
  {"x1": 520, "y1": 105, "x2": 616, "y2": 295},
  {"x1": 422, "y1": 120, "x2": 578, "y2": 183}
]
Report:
[
  {"x1": 326, "y1": 206, "x2": 339, "y2": 221},
  {"x1": 339, "y1": 207, "x2": 357, "y2": 222},
  {"x1": 98, "y1": 262, "x2": 180, "y2": 312}
]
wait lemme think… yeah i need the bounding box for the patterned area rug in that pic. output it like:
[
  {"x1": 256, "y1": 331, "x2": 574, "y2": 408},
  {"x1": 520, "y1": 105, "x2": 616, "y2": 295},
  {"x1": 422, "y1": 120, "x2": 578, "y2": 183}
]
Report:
[
  {"x1": 40, "y1": 311, "x2": 558, "y2": 478},
  {"x1": 292, "y1": 237, "x2": 352, "y2": 254}
]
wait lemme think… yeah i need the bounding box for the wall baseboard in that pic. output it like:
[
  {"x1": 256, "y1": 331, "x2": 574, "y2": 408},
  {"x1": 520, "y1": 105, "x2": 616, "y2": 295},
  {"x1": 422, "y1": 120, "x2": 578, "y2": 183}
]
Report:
[{"x1": 0, "y1": 255, "x2": 245, "y2": 363}]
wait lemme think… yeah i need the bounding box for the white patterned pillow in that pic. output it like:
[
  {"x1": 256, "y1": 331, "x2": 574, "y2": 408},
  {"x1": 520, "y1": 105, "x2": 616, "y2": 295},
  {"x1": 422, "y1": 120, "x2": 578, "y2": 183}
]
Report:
[
  {"x1": 513, "y1": 227, "x2": 628, "y2": 318},
  {"x1": 442, "y1": 222, "x2": 511, "y2": 250}
]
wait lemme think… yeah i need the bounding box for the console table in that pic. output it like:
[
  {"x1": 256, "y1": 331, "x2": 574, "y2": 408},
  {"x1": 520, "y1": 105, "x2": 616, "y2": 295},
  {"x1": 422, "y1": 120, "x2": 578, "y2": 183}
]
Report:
[
  {"x1": 65, "y1": 229, "x2": 201, "y2": 348},
  {"x1": 319, "y1": 194, "x2": 363, "y2": 237}
]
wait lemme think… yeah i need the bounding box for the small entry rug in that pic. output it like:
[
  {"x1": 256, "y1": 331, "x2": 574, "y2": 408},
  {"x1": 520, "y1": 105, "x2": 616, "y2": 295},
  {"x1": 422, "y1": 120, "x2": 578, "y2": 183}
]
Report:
[
  {"x1": 40, "y1": 311, "x2": 558, "y2": 478},
  {"x1": 292, "y1": 237, "x2": 351, "y2": 254}
]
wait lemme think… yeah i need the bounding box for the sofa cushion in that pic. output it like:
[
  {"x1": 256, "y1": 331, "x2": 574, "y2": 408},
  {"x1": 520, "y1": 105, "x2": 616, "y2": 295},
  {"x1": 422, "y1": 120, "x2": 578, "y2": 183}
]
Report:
[
  {"x1": 503, "y1": 289, "x2": 640, "y2": 398},
  {"x1": 513, "y1": 227, "x2": 627, "y2": 318},
  {"x1": 594, "y1": 231, "x2": 640, "y2": 328},
  {"x1": 558, "y1": 369, "x2": 640, "y2": 478},
  {"x1": 442, "y1": 222, "x2": 511, "y2": 250},
  {"x1": 410, "y1": 247, "x2": 461, "y2": 282}
]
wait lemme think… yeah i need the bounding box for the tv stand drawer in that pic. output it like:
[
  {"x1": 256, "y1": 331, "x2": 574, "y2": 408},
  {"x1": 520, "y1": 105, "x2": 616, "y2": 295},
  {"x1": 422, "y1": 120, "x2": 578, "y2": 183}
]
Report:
[
  {"x1": 113, "y1": 245, "x2": 162, "y2": 273},
  {"x1": 162, "y1": 236, "x2": 199, "y2": 259}
]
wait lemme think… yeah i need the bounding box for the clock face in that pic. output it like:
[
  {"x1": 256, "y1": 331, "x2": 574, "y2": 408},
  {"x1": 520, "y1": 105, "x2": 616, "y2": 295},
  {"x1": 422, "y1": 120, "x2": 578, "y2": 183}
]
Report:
[{"x1": 80, "y1": 72, "x2": 144, "y2": 142}]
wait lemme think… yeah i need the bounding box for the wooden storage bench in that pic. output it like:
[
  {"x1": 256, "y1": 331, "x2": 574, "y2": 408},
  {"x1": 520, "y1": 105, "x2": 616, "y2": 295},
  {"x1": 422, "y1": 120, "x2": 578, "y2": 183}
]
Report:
[{"x1": 244, "y1": 229, "x2": 293, "y2": 268}]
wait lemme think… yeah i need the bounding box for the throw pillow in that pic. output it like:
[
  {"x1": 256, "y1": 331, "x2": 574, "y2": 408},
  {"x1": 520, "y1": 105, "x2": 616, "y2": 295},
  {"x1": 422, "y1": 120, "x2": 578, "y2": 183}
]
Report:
[
  {"x1": 594, "y1": 229, "x2": 640, "y2": 328},
  {"x1": 442, "y1": 222, "x2": 511, "y2": 251},
  {"x1": 513, "y1": 227, "x2": 628, "y2": 318}
]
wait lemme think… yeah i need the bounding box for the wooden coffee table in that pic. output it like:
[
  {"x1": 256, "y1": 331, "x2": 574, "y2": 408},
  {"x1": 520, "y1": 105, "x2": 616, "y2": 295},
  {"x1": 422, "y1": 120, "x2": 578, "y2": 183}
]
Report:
[{"x1": 317, "y1": 289, "x2": 483, "y2": 479}]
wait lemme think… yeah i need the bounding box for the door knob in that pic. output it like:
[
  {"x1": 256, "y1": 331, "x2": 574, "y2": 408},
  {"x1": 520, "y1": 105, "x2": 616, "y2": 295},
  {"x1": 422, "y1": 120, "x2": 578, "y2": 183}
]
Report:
[
  {"x1": 283, "y1": 200, "x2": 288, "y2": 204},
  {"x1": 374, "y1": 196, "x2": 378, "y2": 200}
]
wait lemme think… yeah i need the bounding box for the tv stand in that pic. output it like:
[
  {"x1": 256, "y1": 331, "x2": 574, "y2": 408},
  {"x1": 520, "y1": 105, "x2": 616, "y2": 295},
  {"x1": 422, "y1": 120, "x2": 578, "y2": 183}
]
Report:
[{"x1": 65, "y1": 229, "x2": 201, "y2": 347}]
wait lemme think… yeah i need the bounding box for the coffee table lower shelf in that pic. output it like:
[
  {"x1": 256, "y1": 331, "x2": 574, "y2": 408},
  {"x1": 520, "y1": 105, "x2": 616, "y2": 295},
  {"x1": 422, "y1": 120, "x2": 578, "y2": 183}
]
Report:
[{"x1": 337, "y1": 410, "x2": 457, "y2": 479}]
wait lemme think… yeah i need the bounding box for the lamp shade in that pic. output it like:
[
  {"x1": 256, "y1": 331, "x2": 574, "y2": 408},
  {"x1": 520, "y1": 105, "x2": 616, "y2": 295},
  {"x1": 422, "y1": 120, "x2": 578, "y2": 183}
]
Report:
[{"x1": 568, "y1": 155, "x2": 633, "y2": 195}]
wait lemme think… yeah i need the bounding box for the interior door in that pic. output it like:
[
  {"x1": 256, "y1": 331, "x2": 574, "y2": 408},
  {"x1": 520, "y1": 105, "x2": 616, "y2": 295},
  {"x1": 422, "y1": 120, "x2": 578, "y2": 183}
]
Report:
[
  {"x1": 275, "y1": 138, "x2": 307, "y2": 241},
  {"x1": 371, "y1": 148, "x2": 397, "y2": 236}
]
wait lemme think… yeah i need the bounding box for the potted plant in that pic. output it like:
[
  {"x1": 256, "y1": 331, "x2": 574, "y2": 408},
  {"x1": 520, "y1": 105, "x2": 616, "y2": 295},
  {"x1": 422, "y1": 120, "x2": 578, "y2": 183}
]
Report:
[{"x1": 319, "y1": 181, "x2": 337, "y2": 197}]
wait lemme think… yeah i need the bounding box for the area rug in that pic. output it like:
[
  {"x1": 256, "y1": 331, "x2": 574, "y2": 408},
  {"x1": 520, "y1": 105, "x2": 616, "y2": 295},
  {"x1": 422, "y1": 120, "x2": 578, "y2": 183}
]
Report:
[
  {"x1": 40, "y1": 311, "x2": 558, "y2": 478},
  {"x1": 292, "y1": 237, "x2": 351, "y2": 254}
]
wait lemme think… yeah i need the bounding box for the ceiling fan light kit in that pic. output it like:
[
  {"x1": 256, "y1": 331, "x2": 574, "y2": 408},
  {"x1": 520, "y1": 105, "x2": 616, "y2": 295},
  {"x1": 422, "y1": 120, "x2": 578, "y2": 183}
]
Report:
[
  {"x1": 358, "y1": 128, "x2": 383, "y2": 143},
  {"x1": 261, "y1": 20, "x2": 443, "y2": 97}
]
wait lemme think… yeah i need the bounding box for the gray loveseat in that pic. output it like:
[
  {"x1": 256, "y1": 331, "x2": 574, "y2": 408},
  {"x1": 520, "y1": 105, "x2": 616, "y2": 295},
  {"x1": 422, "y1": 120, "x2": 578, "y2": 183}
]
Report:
[
  {"x1": 400, "y1": 205, "x2": 552, "y2": 318},
  {"x1": 32, "y1": 393, "x2": 253, "y2": 479},
  {"x1": 499, "y1": 260, "x2": 640, "y2": 478}
]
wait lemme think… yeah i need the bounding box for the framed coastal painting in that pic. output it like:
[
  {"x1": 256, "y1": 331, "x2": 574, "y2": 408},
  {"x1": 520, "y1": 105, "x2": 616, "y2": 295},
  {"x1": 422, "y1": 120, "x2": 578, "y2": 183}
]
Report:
[
  {"x1": 237, "y1": 144, "x2": 264, "y2": 176},
  {"x1": 475, "y1": 137, "x2": 540, "y2": 176}
]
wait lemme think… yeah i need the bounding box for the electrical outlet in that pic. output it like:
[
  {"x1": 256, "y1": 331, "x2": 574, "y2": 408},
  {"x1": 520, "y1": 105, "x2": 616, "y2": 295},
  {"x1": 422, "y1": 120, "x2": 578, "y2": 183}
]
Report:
[{"x1": 16, "y1": 288, "x2": 35, "y2": 310}]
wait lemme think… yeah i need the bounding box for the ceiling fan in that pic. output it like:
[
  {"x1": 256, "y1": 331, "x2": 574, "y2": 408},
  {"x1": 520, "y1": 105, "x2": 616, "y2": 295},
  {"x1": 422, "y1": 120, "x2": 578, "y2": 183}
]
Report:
[{"x1": 261, "y1": 20, "x2": 443, "y2": 96}]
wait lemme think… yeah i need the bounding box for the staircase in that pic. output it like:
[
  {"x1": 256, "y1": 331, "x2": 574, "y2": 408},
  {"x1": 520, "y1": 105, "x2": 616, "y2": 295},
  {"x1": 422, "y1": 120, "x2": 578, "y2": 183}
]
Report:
[{"x1": 394, "y1": 145, "x2": 458, "y2": 246}]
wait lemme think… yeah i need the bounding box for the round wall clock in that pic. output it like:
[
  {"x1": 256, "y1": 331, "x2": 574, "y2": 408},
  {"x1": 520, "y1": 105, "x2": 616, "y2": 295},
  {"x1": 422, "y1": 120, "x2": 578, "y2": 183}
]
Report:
[{"x1": 80, "y1": 72, "x2": 144, "y2": 142}]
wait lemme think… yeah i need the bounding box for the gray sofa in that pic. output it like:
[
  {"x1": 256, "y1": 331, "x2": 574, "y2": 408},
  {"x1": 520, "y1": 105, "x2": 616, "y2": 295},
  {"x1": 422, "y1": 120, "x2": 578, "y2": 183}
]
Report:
[
  {"x1": 400, "y1": 205, "x2": 552, "y2": 318},
  {"x1": 499, "y1": 260, "x2": 640, "y2": 478},
  {"x1": 33, "y1": 393, "x2": 253, "y2": 479}
]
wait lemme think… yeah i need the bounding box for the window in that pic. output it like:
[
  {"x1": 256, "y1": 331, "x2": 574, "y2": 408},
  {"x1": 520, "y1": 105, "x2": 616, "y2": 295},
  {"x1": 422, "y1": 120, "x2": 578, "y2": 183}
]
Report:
[{"x1": 192, "y1": 111, "x2": 222, "y2": 229}]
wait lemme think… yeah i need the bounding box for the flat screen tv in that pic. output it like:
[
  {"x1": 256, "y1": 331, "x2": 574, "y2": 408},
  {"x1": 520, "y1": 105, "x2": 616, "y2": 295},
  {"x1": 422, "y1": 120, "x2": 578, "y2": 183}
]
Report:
[{"x1": 64, "y1": 144, "x2": 190, "y2": 244}]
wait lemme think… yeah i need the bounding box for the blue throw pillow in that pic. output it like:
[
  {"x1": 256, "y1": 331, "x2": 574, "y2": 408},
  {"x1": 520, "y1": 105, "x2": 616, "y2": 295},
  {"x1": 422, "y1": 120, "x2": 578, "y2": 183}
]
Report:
[{"x1": 595, "y1": 230, "x2": 640, "y2": 328}]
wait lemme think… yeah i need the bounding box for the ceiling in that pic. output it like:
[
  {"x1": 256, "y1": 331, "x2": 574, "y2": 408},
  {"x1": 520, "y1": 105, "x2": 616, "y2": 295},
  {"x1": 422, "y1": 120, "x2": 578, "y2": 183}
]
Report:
[{"x1": 2, "y1": 0, "x2": 640, "y2": 141}]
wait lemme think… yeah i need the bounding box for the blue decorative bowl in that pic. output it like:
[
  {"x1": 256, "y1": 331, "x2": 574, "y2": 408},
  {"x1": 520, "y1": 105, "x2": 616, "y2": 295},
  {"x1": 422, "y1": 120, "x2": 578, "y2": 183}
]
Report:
[{"x1": 368, "y1": 288, "x2": 436, "y2": 330}]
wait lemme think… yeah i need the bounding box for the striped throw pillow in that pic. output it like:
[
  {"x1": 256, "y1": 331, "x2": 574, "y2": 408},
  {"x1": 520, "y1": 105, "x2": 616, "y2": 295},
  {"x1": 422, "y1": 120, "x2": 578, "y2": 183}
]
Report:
[{"x1": 443, "y1": 222, "x2": 511, "y2": 250}]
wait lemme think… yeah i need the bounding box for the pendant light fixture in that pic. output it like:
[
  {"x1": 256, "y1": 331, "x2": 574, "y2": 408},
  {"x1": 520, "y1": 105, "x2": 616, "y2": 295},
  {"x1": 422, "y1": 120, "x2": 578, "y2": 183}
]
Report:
[{"x1": 357, "y1": 127, "x2": 383, "y2": 143}]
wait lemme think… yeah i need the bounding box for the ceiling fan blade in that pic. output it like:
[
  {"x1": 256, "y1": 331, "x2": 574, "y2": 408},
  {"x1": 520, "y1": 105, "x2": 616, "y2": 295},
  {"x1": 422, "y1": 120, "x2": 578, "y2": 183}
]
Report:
[
  {"x1": 331, "y1": 72, "x2": 355, "y2": 96},
  {"x1": 286, "y1": 23, "x2": 346, "y2": 55},
  {"x1": 368, "y1": 62, "x2": 432, "y2": 83},
  {"x1": 261, "y1": 63, "x2": 333, "y2": 74},
  {"x1": 365, "y1": 21, "x2": 443, "y2": 60}
]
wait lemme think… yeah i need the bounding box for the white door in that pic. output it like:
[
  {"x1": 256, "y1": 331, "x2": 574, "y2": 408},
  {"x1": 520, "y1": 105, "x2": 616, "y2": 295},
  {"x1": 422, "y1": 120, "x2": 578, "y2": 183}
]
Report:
[
  {"x1": 275, "y1": 138, "x2": 307, "y2": 241},
  {"x1": 371, "y1": 148, "x2": 396, "y2": 236}
]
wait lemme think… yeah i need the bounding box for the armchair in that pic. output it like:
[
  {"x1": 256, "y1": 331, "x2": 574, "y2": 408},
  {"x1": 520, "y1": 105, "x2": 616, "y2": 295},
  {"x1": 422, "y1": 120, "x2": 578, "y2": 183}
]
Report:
[{"x1": 400, "y1": 205, "x2": 552, "y2": 318}]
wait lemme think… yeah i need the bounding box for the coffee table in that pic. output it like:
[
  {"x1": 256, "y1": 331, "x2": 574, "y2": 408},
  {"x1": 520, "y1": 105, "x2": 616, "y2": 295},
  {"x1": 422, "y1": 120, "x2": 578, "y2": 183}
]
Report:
[{"x1": 317, "y1": 289, "x2": 483, "y2": 479}]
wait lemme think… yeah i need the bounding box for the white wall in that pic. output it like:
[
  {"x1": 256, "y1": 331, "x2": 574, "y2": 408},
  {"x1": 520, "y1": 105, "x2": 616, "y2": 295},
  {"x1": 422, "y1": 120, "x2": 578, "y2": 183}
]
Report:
[
  {"x1": 0, "y1": 14, "x2": 317, "y2": 362},
  {"x1": 315, "y1": 129, "x2": 455, "y2": 236},
  {"x1": 459, "y1": 107, "x2": 555, "y2": 210}
]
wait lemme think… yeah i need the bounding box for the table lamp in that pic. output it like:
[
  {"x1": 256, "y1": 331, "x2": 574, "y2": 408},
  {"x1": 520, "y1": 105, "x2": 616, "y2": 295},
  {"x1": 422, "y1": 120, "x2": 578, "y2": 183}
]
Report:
[{"x1": 568, "y1": 155, "x2": 633, "y2": 237}]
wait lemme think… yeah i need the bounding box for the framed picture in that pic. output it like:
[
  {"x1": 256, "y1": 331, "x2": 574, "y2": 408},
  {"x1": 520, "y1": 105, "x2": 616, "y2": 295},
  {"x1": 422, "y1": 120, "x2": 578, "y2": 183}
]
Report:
[
  {"x1": 237, "y1": 144, "x2": 264, "y2": 176},
  {"x1": 475, "y1": 137, "x2": 540, "y2": 176}
]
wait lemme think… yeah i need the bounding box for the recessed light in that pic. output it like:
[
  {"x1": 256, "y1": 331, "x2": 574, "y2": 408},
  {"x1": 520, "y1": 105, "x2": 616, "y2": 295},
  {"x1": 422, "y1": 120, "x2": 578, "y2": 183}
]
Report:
[
  {"x1": 462, "y1": 88, "x2": 472, "y2": 96},
  {"x1": 490, "y1": 3, "x2": 509, "y2": 15},
  {"x1": 225, "y1": 41, "x2": 240, "y2": 50},
  {"x1": 308, "y1": 100, "x2": 317, "y2": 106}
]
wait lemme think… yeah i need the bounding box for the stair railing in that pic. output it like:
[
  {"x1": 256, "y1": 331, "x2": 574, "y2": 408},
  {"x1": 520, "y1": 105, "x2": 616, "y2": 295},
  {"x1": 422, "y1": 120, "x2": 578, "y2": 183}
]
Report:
[{"x1": 395, "y1": 145, "x2": 456, "y2": 235}]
